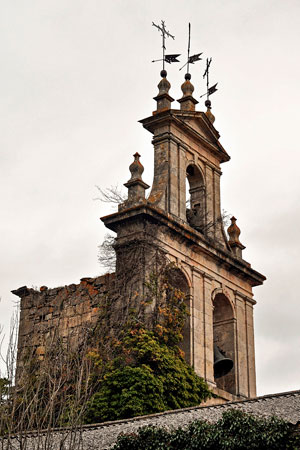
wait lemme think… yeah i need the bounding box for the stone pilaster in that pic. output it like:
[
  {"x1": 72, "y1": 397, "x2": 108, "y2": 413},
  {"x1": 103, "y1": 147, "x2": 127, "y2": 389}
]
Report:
[
  {"x1": 178, "y1": 145, "x2": 187, "y2": 221},
  {"x1": 203, "y1": 273, "x2": 216, "y2": 387},
  {"x1": 205, "y1": 165, "x2": 214, "y2": 238},
  {"x1": 235, "y1": 293, "x2": 248, "y2": 397},
  {"x1": 213, "y1": 169, "x2": 225, "y2": 244},
  {"x1": 169, "y1": 139, "x2": 179, "y2": 216},
  {"x1": 192, "y1": 268, "x2": 205, "y2": 376},
  {"x1": 245, "y1": 300, "x2": 257, "y2": 397}
]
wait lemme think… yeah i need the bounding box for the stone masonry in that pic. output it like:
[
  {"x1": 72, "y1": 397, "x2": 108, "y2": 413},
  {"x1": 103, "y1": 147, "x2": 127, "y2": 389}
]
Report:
[
  {"x1": 101, "y1": 71, "x2": 266, "y2": 402},
  {"x1": 13, "y1": 69, "x2": 266, "y2": 405},
  {"x1": 13, "y1": 274, "x2": 114, "y2": 378}
]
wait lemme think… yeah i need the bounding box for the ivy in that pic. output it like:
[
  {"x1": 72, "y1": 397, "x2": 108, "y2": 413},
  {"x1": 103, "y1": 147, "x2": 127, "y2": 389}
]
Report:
[
  {"x1": 85, "y1": 365, "x2": 165, "y2": 422},
  {"x1": 84, "y1": 262, "x2": 212, "y2": 423},
  {"x1": 84, "y1": 328, "x2": 211, "y2": 423}
]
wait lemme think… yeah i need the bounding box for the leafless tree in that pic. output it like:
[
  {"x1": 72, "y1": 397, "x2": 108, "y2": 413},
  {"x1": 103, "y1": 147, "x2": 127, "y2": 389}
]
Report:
[
  {"x1": 95, "y1": 185, "x2": 125, "y2": 274},
  {"x1": 98, "y1": 233, "x2": 116, "y2": 274},
  {"x1": 0, "y1": 312, "x2": 96, "y2": 449},
  {"x1": 94, "y1": 185, "x2": 126, "y2": 206}
]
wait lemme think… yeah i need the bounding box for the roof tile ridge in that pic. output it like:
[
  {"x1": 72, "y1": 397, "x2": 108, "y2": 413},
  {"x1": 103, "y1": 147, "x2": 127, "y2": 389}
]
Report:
[{"x1": 79, "y1": 389, "x2": 300, "y2": 431}]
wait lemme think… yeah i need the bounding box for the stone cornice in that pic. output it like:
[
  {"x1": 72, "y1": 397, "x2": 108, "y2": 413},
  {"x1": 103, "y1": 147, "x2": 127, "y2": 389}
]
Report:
[
  {"x1": 234, "y1": 290, "x2": 257, "y2": 305},
  {"x1": 139, "y1": 110, "x2": 230, "y2": 164},
  {"x1": 101, "y1": 204, "x2": 266, "y2": 287}
]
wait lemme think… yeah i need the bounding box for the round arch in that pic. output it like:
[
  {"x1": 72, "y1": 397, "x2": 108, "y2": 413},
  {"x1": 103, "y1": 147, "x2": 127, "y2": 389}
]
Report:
[
  {"x1": 175, "y1": 263, "x2": 193, "y2": 290},
  {"x1": 211, "y1": 288, "x2": 236, "y2": 319},
  {"x1": 185, "y1": 161, "x2": 205, "y2": 184},
  {"x1": 165, "y1": 267, "x2": 190, "y2": 295}
]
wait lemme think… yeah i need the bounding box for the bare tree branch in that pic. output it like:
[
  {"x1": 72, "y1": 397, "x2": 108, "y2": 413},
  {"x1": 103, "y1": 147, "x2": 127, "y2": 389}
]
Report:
[
  {"x1": 98, "y1": 233, "x2": 116, "y2": 273},
  {"x1": 94, "y1": 185, "x2": 126, "y2": 205}
]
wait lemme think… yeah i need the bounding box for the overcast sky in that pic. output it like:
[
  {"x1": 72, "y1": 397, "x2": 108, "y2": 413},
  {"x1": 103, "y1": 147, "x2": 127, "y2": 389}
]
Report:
[{"x1": 1, "y1": 0, "x2": 299, "y2": 396}]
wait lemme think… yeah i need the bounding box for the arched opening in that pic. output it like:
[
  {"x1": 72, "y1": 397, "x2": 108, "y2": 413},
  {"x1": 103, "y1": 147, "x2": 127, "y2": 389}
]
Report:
[
  {"x1": 186, "y1": 164, "x2": 206, "y2": 232},
  {"x1": 166, "y1": 268, "x2": 191, "y2": 364},
  {"x1": 213, "y1": 293, "x2": 236, "y2": 394}
]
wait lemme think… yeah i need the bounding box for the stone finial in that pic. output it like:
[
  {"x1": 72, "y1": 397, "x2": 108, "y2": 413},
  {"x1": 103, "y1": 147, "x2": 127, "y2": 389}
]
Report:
[
  {"x1": 153, "y1": 70, "x2": 174, "y2": 114},
  {"x1": 227, "y1": 216, "x2": 245, "y2": 258},
  {"x1": 123, "y1": 153, "x2": 149, "y2": 207},
  {"x1": 177, "y1": 73, "x2": 198, "y2": 111},
  {"x1": 205, "y1": 99, "x2": 215, "y2": 124},
  {"x1": 128, "y1": 152, "x2": 144, "y2": 180},
  {"x1": 158, "y1": 70, "x2": 171, "y2": 95}
]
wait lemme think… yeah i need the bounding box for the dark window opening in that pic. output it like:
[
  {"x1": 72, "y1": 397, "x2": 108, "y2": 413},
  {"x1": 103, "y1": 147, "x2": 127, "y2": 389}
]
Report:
[{"x1": 186, "y1": 164, "x2": 206, "y2": 232}]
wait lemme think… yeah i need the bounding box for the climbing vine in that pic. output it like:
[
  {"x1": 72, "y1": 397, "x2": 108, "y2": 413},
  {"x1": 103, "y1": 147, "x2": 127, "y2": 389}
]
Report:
[
  {"x1": 84, "y1": 261, "x2": 211, "y2": 423},
  {"x1": 85, "y1": 326, "x2": 211, "y2": 423}
]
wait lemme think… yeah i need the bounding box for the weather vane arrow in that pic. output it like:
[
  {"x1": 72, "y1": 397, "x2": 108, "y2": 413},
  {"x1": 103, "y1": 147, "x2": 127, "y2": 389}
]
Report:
[
  {"x1": 152, "y1": 20, "x2": 180, "y2": 72},
  {"x1": 179, "y1": 23, "x2": 203, "y2": 72},
  {"x1": 200, "y1": 57, "x2": 218, "y2": 100},
  {"x1": 152, "y1": 54, "x2": 181, "y2": 64}
]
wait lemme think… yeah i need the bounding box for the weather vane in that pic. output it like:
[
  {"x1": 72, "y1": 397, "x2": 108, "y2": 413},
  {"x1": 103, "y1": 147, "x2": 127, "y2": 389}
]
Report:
[
  {"x1": 200, "y1": 57, "x2": 218, "y2": 101},
  {"x1": 152, "y1": 20, "x2": 180, "y2": 72},
  {"x1": 179, "y1": 23, "x2": 202, "y2": 73}
]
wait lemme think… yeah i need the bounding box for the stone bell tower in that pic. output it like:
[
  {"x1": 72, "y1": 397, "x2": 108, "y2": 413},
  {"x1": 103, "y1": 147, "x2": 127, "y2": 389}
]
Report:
[{"x1": 101, "y1": 69, "x2": 266, "y2": 403}]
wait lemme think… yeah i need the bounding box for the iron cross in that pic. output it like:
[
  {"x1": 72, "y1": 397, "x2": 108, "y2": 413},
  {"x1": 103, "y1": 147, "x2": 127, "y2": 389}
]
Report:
[
  {"x1": 201, "y1": 57, "x2": 218, "y2": 100},
  {"x1": 152, "y1": 20, "x2": 179, "y2": 71}
]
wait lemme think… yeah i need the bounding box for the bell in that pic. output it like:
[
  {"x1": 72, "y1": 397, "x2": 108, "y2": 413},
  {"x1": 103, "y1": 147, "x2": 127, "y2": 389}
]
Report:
[{"x1": 214, "y1": 343, "x2": 233, "y2": 379}]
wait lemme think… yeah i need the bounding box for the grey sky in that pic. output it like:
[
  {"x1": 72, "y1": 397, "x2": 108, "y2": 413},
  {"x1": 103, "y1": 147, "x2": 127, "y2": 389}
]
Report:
[{"x1": 1, "y1": 0, "x2": 299, "y2": 396}]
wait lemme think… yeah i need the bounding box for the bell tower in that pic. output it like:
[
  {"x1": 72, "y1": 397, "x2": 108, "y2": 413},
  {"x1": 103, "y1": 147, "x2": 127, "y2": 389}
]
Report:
[{"x1": 101, "y1": 69, "x2": 265, "y2": 403}]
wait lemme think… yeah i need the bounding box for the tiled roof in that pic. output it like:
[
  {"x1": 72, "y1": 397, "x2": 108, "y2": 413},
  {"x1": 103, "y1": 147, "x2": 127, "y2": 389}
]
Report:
[
  {"x1": 6, "y1": 390, "x2": 300, "y2": 449},
  {"x1": 78, "y1": 389, "x2": 300, "y2": 449}
]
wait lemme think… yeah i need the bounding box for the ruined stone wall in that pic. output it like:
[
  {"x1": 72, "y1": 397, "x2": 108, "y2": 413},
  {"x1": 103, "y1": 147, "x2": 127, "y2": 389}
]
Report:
[{"x1": 13, "y1": 274, "x2": 115, "y2": 375}]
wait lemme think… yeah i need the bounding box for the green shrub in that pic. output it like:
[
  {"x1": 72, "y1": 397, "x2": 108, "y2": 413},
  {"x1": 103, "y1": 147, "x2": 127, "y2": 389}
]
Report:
[
  {"x1": 112, "y1": 409, "x2": 300, "y2": 450},
  {"x1": 84, "y1": 263, "x2": 212, "y2": 424},
  {"x1": 85, "y1": 365, "x2": 164, "y2": 422},
  {"x1": 85, "y1": 329, "x2": 211, "y2": 423}
]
